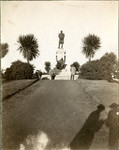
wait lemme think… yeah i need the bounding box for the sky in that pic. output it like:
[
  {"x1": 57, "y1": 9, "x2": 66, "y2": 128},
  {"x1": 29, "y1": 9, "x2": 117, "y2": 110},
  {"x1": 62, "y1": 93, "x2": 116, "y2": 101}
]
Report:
[{"x1": 1, "y1": 1, "x2": 118, "y2": 71}]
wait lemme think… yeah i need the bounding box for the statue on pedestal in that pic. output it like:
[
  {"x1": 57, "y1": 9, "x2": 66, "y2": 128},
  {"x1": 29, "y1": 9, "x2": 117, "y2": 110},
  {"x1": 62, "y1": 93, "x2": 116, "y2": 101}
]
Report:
[{"x1": 58, "y1": 30, "x2": 65, "y2": 49}]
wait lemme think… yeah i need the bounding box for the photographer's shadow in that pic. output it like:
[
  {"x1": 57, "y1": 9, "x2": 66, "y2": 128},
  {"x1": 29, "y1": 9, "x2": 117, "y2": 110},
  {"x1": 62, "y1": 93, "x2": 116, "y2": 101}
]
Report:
[{"x1": 70, "y1": 104, "x2": 105, "y2": 150}]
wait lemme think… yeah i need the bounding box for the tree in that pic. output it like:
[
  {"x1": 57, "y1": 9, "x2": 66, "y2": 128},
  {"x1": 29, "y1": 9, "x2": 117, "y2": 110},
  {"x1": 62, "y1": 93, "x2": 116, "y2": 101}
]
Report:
[
  {"x1": 82, "y1": 34, "x2": 101, "y2": 61},
  {"x1": 45, "y1": 62, "x2": 51, "y2": 73},
  {"x1": 100, "y1": 52, "x2": 117, "y2": 81},
  {"x1": 1, "y1": 43, "x2": 9, "y2": 58},
  {"x1": 56, "y1": 58, "x2": 67, "y2": 70},
  {"x1": 114, "y1": 59, "x2": 119, "y2": 79},
  {"x1": 80, "y1": 60, "x2": 103, "y2": 80},
  {"x1": 72, "y1": 62, "x2": 80, "y2": 71},
  {"x1": 4, "y1": 60, "x2": 34, "y2": 80},
  {"x1": 80, "y1": 52, "x2": 117, "y2": 82},
  {"x1": 17, "y1": 34, "x2": 39, "y2": 63}
]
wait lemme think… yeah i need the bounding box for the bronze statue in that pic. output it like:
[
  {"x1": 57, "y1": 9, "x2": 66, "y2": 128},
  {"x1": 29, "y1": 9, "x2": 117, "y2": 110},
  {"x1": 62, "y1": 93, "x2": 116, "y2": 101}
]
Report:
[{"x1": 58, "y1": 30, "x2": 65, "y2": 49}]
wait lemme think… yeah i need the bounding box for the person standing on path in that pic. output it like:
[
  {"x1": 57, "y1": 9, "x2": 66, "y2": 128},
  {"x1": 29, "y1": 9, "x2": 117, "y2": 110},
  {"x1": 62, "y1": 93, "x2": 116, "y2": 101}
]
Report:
[
  {"x1": 70, "y1": 65, "x2": 76, "y2": 80},
  {"x1": 106, "y1": 103, "x2": 119, "y2": 150}
]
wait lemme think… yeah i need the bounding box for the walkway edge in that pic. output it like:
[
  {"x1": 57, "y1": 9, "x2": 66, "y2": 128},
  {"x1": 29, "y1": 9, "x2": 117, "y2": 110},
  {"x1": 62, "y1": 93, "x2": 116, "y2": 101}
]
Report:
[{"x1": 2, "y1": 79, "x2": 39, "y2": 102}]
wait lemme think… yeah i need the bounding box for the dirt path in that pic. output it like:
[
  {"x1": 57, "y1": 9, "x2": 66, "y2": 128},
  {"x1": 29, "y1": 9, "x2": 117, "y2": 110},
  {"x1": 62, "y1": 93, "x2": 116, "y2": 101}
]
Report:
[{"x1": 2, "y1": 80, "x2": 108, "y2": 150}]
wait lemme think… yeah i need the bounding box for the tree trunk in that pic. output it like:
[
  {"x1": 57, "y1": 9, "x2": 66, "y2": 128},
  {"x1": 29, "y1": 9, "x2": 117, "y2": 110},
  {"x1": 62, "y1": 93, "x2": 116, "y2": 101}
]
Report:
[
  {"x1": 26, "y1": 51, "x2": 30, "y2": 64},
  {"x1": 27, "y1": 58, "x2": 29, "y2": 64},
  {"x1": 89, "y1": 56, "x2": 91, "y2": 62}
]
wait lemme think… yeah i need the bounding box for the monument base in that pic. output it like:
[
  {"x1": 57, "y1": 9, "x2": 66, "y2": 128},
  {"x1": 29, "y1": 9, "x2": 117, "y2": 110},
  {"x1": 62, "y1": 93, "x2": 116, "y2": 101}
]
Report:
[
  {"x1": 56, "y1": 48, "x2": 66, "y2": 61},
  {"x1": 55, "y1": 68, "x2": 78, "y2": 80}
]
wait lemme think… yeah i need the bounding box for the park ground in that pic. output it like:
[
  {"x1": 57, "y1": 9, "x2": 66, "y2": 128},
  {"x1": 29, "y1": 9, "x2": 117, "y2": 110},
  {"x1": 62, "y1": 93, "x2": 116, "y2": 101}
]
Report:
[{"x1": 2, "y1": 79, "x2": 119, "y2": 150}]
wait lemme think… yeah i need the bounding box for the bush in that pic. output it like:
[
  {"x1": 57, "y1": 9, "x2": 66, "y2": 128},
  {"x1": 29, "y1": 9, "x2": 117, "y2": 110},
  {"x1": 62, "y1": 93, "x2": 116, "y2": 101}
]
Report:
[
  {"x1": 34, "y1": 70, "x2": 42, "y2": 79},
  {"x1": 100, "y1": 53, "x2": 117, "y2": 81},
  {"x1": 4, "y1": 60, "x2": 34, "y2": 80},
  {"x1": 42, "y1": 77, "x2": 49, "y2": 80},
  {"x1": 80, "y1": 52, "x2": 117, "y2": 82},
  {"x1": 115, "y1": 72, "x2": 119, "y2": 79},
  {"x1": 49, "y1": 68, "x2": 61, "y2": 76},
  {"x1": 80, "y1": 60, "x2": 103, "y2": 80},
  {"x1": 42, "y1": 72, "x2": 48, "y2": 75},
  {"x1": 1, "y1": 69, "x2": 6, "y2": 79}
]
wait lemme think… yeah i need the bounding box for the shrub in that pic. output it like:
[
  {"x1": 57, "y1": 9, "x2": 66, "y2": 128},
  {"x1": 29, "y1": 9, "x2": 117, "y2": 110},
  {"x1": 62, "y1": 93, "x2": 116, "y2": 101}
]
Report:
[
  {"x1": 49, "y1": 68, "x2": 61, "y2": 76},
  {"x1": 4, "y1": 60, "x2": 34, "y2": 80},
  {"x1": 42, "y1": 72, "x2": 48, "y2": 75},
  {"x1": 1, "y1": 69, "x2": 6, "y2": 79},
  {"x1": 115, "y1": 72, "x2": 119, "y2": 79},
  {"x1": 4, "y1": 68, "x2": 13, "y2": 80},
  {"x1": 100, "y1": 52, "x2": 117, "y2": 81},
  {"x1": 42, "y1": 77, "x2": 49, "y2": 80},
  {"x1": 80, "y1": 52, "x2": 117, "y2": 82},
  {"x1": 80, "y1": 60, "x2": 103, "y2": 80},
  {"x1": 34, "y1": 70, "x2": 42, "y2": 79}
]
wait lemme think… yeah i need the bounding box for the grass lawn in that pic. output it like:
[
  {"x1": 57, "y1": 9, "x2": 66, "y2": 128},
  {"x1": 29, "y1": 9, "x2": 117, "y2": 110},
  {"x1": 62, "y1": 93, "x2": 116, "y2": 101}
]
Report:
[
  {"x1": 78, "y1": 79, "x2": 118, "y2": 109},
  {"x1": 77, "y1": 79, "x2": 119, "y2": 149},
  {"x1": 2, "y1": 79, "x2": 37, "y2": 100}
]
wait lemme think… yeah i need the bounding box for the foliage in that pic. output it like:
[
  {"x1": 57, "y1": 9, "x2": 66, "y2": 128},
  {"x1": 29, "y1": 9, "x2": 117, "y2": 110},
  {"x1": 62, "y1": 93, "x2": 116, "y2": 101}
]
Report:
[
  {"x1": 42, "y1": 72, "x2": 48, "y2": 75},
  {"x1": 4, "y1": 60, "x2": 34, "y2": 80},
  {"x1": 71, "y1": 62, "x2": 80, "y2": 71},
  {"x1": 82, "y1": 34, "x2": 101, "y2": 61},
  {"x1": 32, "y1": 70, "x2": 42, "y2": 79},
  {"x1": 4, "y1": 68, "x2": 13, "y2": 80},
  {"x1": 80, "y1": 60, "x2": 103, "y2": 80},
  {"x1": 37, "y1": 70, "x2": 42, "y2": 76},
  {"x1": 56, "y1": 58, "x2": 67, "y2": 70},
  {"x1": 114, "y1": 60, "x2": 119, "y2": 79},
  {"x1": 80, "y1": 52, "x2": 117, "y2": 82},
  {"x1": 42, "y1": 77, "x2": 49, "y2": 80},
  {"x1": 100, "y1": 52, "x2": 117, "y2": 81},
  {"x1": 17, "y1": 34, "x2": 39, "y2": 63},
  {"x1": 115, "y1": 72, "x2": 119, "y2": 79},
  {"x1": 1, "y1": 43, "x2": 9, "y2": 58},
  {"x1": 45, "y1": 62, "x2": 51, "y2": 73},
  {"x1": 1, "y1": 69, "x2": 5, "y2": 79},
  {"x1": 49, "y1": 68, "x2": 61, "y2": 76}
]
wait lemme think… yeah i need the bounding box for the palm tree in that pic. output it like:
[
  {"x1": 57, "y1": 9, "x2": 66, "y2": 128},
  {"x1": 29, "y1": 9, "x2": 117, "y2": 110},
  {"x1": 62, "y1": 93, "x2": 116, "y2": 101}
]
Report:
[
  {"x1": 1, "y1": 43, "x2": 9, "y2": 58},
  {"x1": 17, "y1": 34, "x2": 39, "y2": 63},
  {"x1": 82, "y1": 34, "x2": 101, "y2": 61}
]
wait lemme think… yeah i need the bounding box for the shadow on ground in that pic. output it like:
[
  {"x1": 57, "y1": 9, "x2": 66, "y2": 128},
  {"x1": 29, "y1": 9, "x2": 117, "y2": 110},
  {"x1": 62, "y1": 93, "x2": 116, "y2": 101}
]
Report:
[{"x1": 70, "y1": 105, "x2": 105, "y2": 150}]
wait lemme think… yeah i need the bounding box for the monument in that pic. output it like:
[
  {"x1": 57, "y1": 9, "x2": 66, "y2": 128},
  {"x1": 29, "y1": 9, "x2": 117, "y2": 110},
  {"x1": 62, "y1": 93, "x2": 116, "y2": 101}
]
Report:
[
  {"x1": 55, "y1": 31, "x2": 78, "y2": 80},
  {"x1": 56, "y1": 31, "x2": 66, "y2": 62}
]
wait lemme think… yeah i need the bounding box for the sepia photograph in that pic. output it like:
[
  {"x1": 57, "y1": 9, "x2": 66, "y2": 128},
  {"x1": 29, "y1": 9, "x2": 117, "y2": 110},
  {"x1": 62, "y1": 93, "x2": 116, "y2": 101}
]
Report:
[{"x1": 1, "y1": 1, "x2": 119, "y2": 150}]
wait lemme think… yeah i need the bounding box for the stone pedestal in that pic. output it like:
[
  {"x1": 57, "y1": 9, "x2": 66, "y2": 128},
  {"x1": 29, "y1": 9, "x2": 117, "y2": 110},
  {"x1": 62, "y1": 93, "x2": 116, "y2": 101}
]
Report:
[
  {"x1": 56, "y1": 48, "x2": 66, "y2": 61},
  {"x1": 55, "y1": 68, "x2": 79, "y2": 80}
]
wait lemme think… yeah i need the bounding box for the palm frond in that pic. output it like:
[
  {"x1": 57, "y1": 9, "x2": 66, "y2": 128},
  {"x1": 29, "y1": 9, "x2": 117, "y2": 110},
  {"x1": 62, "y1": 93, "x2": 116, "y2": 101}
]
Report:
[
  {"x1": 17, "y1": 34, "x2": 39, "y2": 62},
  {"x1": 1, "y1": 43, "x2": 9, "y2": 58},
  {"x1": 82, "y1": 34, "x2": 101, "y2": 60}
]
